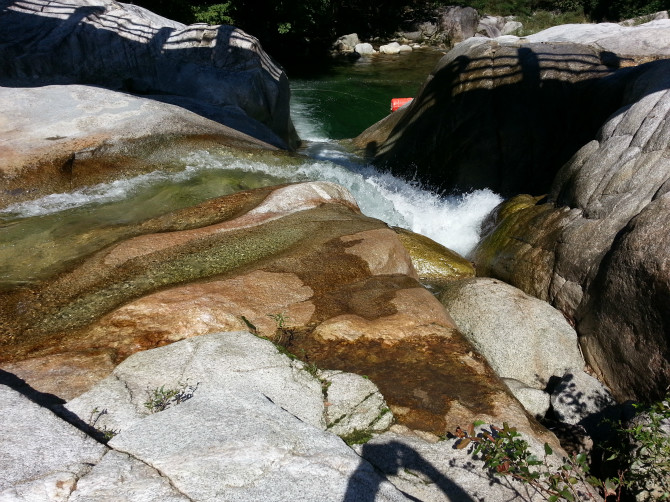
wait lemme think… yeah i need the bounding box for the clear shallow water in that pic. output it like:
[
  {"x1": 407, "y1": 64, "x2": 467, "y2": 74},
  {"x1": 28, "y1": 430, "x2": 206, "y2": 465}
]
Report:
[{"x1": 0, "y1": 50, "x2": 502, "y2": 287}]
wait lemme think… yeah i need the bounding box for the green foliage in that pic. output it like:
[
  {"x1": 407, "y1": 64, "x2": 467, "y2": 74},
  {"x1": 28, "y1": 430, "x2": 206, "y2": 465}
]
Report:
[
  {"x1": 584, "y1": 0, "x2": 669, "y2": 21},
  {"x1": 515, "y1": 8, "x2": 588, "y2": 35},
  {"x1": 268, "y1": 312, "x2": 290, "y2": 330},
  {"x1": 144, "y1": 382, "x2": 198, "y2": 413},
  {"x1": 88, "y1": 407, "x2": 120, "y2": 443},
  {"x1": 191, "y1": 2, "x2": 234, "y2": 25},
  {"x1": 340, "y1": 428, "x2": 374, "y2": 445},
  {"x1": 604, "y1": 396, "x2": 670, "y2": 500},
  {"x1": 456, "y1": 394, "x2": 670, "y2": 501},
  {"x1": 453, "y1": 422, "x2": 612, "y2": 500}
]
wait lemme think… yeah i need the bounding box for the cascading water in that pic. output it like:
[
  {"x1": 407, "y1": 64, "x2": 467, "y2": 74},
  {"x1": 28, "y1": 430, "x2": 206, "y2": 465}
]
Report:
[{"x1": 0, "y1": 51, "x2": 502, "y2": 288}]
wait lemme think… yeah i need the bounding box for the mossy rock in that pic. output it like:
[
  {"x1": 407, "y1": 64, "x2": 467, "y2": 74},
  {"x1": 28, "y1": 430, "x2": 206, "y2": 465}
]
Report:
[{"x1": 393, "y1": 227, "x2": 475, "y2": 288}]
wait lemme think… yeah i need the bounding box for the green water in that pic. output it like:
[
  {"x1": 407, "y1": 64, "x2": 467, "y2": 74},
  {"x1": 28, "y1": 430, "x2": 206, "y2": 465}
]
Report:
[
  {"x1": 0, "y1": 49, "x2": 460, "y2": 290},
  {"x1": 290, "y1": 49, "x2": 445, "y2": 140}
]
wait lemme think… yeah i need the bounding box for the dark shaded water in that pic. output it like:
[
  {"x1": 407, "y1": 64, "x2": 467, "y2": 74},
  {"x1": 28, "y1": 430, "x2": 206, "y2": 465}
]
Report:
[{"x1": 290, "y1": 49, "x2": 445, "y2": 140}]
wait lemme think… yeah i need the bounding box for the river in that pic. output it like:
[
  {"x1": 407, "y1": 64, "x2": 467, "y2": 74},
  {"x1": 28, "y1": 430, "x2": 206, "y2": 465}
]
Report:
[{"x1": 0, "y1": 50, "x2": 501, "y2": 289}]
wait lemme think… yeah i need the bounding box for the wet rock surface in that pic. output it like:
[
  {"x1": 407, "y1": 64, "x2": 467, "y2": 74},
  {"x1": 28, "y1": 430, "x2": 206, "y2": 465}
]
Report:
[
  {"x1": 0, "y1": 84, "x2": 284, "y2": 208},
  {"x1": 0, "y1": 182, "x2": 541, "y2": 441}
]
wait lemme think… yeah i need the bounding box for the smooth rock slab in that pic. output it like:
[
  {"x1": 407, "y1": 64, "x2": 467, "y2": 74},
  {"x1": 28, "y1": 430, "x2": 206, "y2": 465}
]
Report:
[
  {"x1": 0, "y1": 385, "x2": 107, "y2": 496},
  {"x1": 322, "y1": 370, "x2": 393, "y2": 436},
  {"x1": 66, "y1": 331, "x2": 328, "y2": 432},
  {"x1": 70, "y1": 451, "x2": 189, "y2": 502},
  {"x1": 439, "y1": 278, "x2": 584, "y2": 389},
  {"x1": 66, "y1": 332, "x2": 408, "y2": 501},
  {"x1": 550, "y1": 371, "x2": 617, "y2": 426}
]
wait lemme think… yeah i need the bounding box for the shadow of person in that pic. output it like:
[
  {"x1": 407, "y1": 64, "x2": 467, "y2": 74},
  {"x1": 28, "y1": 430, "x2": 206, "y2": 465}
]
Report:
[{"x1": 343, "y1": 440, "x2": 477, "y2": 502}]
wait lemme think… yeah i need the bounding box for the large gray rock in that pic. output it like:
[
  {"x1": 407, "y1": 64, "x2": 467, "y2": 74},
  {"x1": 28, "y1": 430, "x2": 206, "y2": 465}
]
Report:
[
  {"x1": 67, "y1": 331, "x2": 327, "y2": 432},
  {"x1": 355, "y1": 20, "x2": 670, "y2": 198},
  {"x1": 69, "y1": 451, "x2": 190, "y2": 502},
  {"x1": 355, "y1": 426, "x2": 595, "y2": 502},
  {"x1": 0, "y1": 84, "x2": 283, "y2": 208},
  {"x1": 526, "y1": 19, "x2": 670, "y2": 59},
  {"x1": 355, "y1": 37, "x2": 627, "y2": 196},
  {"x1": 0, "y1": 0, "x2": 298, "y2": 149},
  {"x1": 550, "y1": 371, "x2": 616, "y2": 426},
  {"x1": 0, "y1": 385, "x2": 107, "y2": 499},
  {"x1": 439, "y1": 278, "x2": 584, "y2": 390},
  {"x1": 65, "y1": 332, "x2": 407, "y2": 502},
  {"x1": 473, "y1": 59, "x2": 670, "y2": 401}
]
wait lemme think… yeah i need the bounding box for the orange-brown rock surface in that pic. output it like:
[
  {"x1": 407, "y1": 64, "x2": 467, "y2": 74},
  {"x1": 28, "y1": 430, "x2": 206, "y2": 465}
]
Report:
[{"x1": 1, "y1": 181, "x2": 547, "y2": 441}]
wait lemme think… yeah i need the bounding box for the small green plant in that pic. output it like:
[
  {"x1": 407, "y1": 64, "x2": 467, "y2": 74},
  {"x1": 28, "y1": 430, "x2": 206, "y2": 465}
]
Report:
[
  {"x1": 144, "y1": 382, "x2": 198, "y2": 414},
  {"x1": 453, "y1": 422, "x2": 613, "y2": 501},
  {"x1": 88, "y1": 407, "x2": 119, "y2": 443},
  {"x1": 268, "y1": 312, "x2": 294, "y2": 346},
  {"x1": 340, "y1": 428, "x2": 374, "y2": 446},
  {"x1": 604, "y1": 395, "x2": 670, "y2": 500},
  {"x1": 268, "y1": 312, "x2": 290, "y2": 330}
]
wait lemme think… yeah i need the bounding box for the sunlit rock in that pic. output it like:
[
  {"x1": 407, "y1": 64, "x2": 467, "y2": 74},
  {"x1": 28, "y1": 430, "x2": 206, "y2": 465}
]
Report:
[
  {"x1": 393, "y1": 227, "x2": 475, "y2": 288},
  {"x1": 472, "y1": 59, "x2": 670, "y2": 401},
  {"x1": 65, "y1": 332, "x2": 410, "y2": 502},
  {"x1": 1, "y1": 181, "x2": 546, "y2": 440},
  {"x1": 503, "y1": 378, "x2": 551, "y2": 419},
  {"x1": 0, "y1": 385, "x2": 107, "y2": 498},
  {"x1": 0, "y1": 0, "x2": 298, "y2": 148},
  {"x1": 0, "y1": 85, "x2": 285, "y2": 209},
  {"x1": 439, "y1": 278, "x2": 584, "y2": 390}
]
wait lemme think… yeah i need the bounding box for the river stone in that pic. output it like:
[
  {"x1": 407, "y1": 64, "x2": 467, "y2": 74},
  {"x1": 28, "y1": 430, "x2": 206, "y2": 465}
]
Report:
[
  {"x1": 0, "y1": 84, "x2": 283, "y2": 209},
  {"x1": 472, "y1": 58, "x2": 670, "y2": 401},
  {"x1": 321, "y1": 370, "x2": 394, "y2": 436},
  {"x1": 73, "y1": 333, "x2": 409, "y2": 502},
  {"x1": 355, "y1": 37, "x2": 627, "y2": 196},
  {"x1": 439, "y1": 278, "x2": 584, "y2": 390},
  {"x1": 380, "y1": 42, "x2": 401, "y2": 54},
  {"x1": 0, "y1": 0, "x2": 298, "y2": 149},
  {"x1": 393, "y1": 227, "x2": 475, "y2": 288},
  {"x1": 436, "y1": 6, "x2": 479, "y2": 46},
  {"x1": 503, "y1": 378, "x2": 551, "y2": 419},
  {"x1": 0, "y1": 385, "x2": 107, "y2": 497},
  {"x1": 69, "y1": 451, "x2": 189, "y2": 502},
  {"x1": 525, "y1": 19, "x2": 670, "y2": 61},
  {"x1": 333, "y1": 33, "x2": 360, "y2": 53},
  {"x1": 355, "y1": 43, "x2": 376, "y2": 55},
  {"x1": 550, "y1": 371, "x2": 617, "y2": 426}
]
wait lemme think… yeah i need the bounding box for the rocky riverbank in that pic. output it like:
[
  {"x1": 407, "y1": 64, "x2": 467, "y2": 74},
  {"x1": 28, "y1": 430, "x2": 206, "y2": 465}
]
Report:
[{"x1": 1, "y1": 0, "x2": 669, "y2": 500}]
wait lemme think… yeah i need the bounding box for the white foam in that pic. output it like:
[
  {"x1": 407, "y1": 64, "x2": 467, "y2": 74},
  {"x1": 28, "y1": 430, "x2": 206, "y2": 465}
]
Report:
[
  {"x1": 2, "y1": 148, "x2": 501, "y2": 258},
  {"x1": 0, "y1": 171, "x2": 171, "y2": 217}
]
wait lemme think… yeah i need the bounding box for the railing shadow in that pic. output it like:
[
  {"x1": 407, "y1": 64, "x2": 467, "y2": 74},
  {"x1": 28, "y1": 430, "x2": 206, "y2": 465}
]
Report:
[
  {"x1": 345, "y1": 440, "x2": 478, "y2": 502},
  {"x1": 0, "y1": 0, "x2": 295, "y2": 148},
  {"x1": 362, "y1": 39, "x2": 665, "y2": 197}
]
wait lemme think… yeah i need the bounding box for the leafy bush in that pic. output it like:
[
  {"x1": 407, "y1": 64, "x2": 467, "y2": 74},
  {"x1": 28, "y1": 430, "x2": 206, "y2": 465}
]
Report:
[
  {"x1": 605, "y1": 397, "x2": 670, "y2": 500},
  {"x1": 453, "y1": 422, "x2": 610, "y2": 501},
  {"x1": 191, "y1": 2, "x2": 234, "y2": 25},
  {"x1": 455, "y1": 393, "x2": 670, "y2": 501}
]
